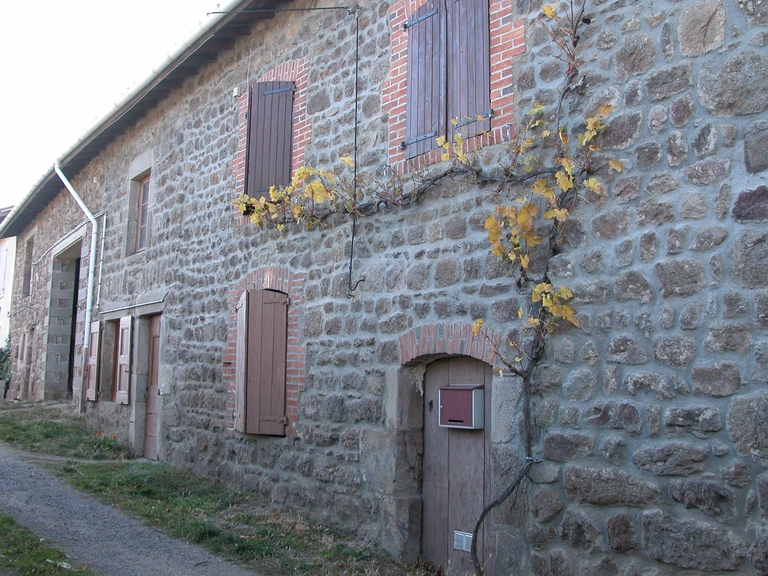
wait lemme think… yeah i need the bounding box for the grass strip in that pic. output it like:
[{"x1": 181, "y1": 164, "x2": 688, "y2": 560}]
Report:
[
  {"x1": 0, "y1": 405, "x2": 130, "y2": 460},
  {"x1": 0, "y1": 514, "x2": 98, "y2": 575},
  {"x1": 0, "y1": 404, "x2": 431, "y2": 575},
  {"x1": 56, "y1": 460, "x2": 418, "y2": 575}
]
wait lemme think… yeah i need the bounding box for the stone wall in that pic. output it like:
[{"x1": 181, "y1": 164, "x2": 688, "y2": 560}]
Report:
[
  {"x1": 5, "y1": 0, "x2": 768, "y2": 571},
  {"x1": 518, "y1": 0, "x2": 768, "y2": 573}
]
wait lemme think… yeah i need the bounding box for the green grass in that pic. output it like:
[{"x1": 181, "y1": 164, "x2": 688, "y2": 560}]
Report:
[
  {"x1": 0, "y1": 403, "x2": 433, "y2": 575},
  {"x1": 56, "y1": 460, "x2": 421, "y2": 575},
  {"x1": 0, "y1": 515, "x2": 98, "y2": 575},
  {"x1": 0, "y1": 403, "x2": 131, "y2": 460}
]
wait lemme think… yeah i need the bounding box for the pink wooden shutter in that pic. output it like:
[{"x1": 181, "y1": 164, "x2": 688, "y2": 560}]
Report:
[
  {"x1": 247, "y1": 81, "x2": 295, "y2": 198},
  {"x1": 115, "y1": 316, "x2": 132, "y2": 405},
  {"x1": 404, "y1": 0, "x2": 447, "y2": 159},
  {"x1": 234, "y1": 291, "x2": 248, "y2": 433},
  {"x1": 246, "y1": 289, "x2": 288, "y2": 436},
  {"x1": 85, "y1": 322, "x2": 101, "y2": 402},
  {"x1": 448, "y1": 0, "x2": 491, "y2": 140}
]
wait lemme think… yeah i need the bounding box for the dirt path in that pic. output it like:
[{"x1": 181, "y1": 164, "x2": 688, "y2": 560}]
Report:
[{"x1": 0, "y1": 443, "x2": 261, "y2": 576}]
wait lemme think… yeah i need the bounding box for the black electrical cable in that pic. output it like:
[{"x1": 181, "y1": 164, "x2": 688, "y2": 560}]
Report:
[{"x1": 346, "y1": 6, "x2": 365, "y2": 298}]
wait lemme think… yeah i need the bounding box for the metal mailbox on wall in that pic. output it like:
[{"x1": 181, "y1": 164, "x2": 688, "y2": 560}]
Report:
[{"x1": 438, "y1": 385, "x2": 484, "y2": 429}]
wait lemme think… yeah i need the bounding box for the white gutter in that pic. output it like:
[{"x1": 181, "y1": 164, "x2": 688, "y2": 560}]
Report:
[{"x1": 53, "y1": 164, "x2": 97, "y2": 380}]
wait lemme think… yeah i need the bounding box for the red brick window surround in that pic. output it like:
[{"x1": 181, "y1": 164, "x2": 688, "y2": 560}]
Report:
[
  {"x1": 382, "y1": 0, "x2": 525, "y2": 173},
  {"x1": 232, "y1": 59, "x2": 311, "y2": 223},
  {"x1": 224, "y1": 266, "x2": 306, "y2": 436}
]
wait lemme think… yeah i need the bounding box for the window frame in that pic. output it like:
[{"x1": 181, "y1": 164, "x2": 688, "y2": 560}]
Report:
[
  {"x1": 245, "y1": 80, "x2": 296, "y2": 199},
  {"x1": 135, "y1": 175, "x2": 151, "y2": 253},
  {"x1": 402, "y1": 0, "x2": 491, "y2": 160},
  {"x1": 21, "y1": 236, "x2": 34, "y2": 297}
]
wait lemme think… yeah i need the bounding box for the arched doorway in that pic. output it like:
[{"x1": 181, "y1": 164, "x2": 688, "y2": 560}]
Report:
[{"x1": 422, "y1": 356, "x2": 494, "y2": 575}]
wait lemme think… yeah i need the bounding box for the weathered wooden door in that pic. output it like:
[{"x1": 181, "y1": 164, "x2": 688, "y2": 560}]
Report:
[
  {"x1": 143, "y1": 315, "x2": 161, "y2": 460},
  {"x1": 423, "y1": 357, "x2": 493, "y2": 575}
]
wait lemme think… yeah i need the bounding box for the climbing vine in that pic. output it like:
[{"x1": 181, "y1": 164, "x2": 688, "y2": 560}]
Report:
[{"x1": 235, "y1": 1, "x2": 614, "y2": 574}]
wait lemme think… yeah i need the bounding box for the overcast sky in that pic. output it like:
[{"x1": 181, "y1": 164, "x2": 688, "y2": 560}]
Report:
[{"x1": 0, "y1": 0, "x2": 223, "y2": 211}]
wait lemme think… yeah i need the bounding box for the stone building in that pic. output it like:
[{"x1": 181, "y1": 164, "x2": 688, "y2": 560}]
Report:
[{"x1": 1, "y1": 0, "x2": 767, "y2": 572}]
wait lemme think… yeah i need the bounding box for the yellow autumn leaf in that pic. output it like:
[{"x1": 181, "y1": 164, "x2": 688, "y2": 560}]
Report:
[
  {"x1": 531, "y1": 178, "x2": 548, "y2": 194},
  {"x1": 561, "y1": 157, "x2": 576, "y2": 175},
  {"x1": 544, "y1": 208, "x2": 569, "y2": 222},
  {"x1": 585, "y1": 117, "x2": 603, "y2": 131},
  {"x1": 555, "y1": 171, "x2": 574, "y2": 192},
  {"x1": 528, "y1": 317, "x2": 541, "y2": 328},
  {"x1": 542, "y1": 4, "x2": 555, "y2": 18},
  {"x1": 518, "y1": 307, "x2": 524, "y2": 319},
  {"x1": 472, "y1": 318, "x2": 484, "y2": 336},
  {"x1": 583, "y1": 177, "x2": 602, "y2": 195},
  {"x1": 524, "y1": 230, "x2": 543, "y2": 247},
  {"x1": 531, "y1": 283, "x2": 552, "y2": 303},
  {"x1": 340, "y1": 156, "x2": 355, "y2": 168},
  {"x1": 454, "y1": 134, "x2": 464, "y2": 146},
  {"x1": 451, "y1": 118, "x2": 459, "y2": 126},
  {"x1": 441, "y1": 153, "x2": 451, "y2": 162},
  {"x1": 519, "y1": 254, "x2": 530, "y2": 269},
  {"x1": 436, "y1": 135, "x2": 447, "y2": 147},
  {"x1": 308, "y1": 180, "x2": 331, "y2": 202},
  {"x1": 516, "y1": 203, "x2": 538, "y2": 231},
  {"x1": 558, "y1": 286, "x2": 574, "y2": 300},
  {"x1": 609, "y1": 159, "x2": 623, "y2": 173}
]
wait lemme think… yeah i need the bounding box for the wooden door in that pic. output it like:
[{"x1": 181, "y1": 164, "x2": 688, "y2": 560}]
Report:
[
  {"x1": 422, "y1": 357, "x2": 493, "y2": 575},
  {"x1": 143, "y1": 315, "x2": 161, "y2": 460}
]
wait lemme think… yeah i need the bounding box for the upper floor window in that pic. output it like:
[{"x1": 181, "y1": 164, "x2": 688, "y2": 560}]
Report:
[
  {"x1": 136, "y1": 175, "x2": 150, "y2": 252},
  {"x1": 403, "y1": 0, "x2": 490, "y2": 159},
  {"x1": 21, "y1": 236, "x2": 34, "y2": 297},
  {"x1": 247, "y1": 81, "x2": 295, "y2": 198}
]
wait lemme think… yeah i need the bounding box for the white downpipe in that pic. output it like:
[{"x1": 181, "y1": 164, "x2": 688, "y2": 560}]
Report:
[{"x1": 54, "y1": 164, "x2": 98, "y2": 408}]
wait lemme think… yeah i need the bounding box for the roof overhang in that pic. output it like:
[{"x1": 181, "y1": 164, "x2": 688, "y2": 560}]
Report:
[{"x1": 0, "y1": 0, "x2": 285, "y2": 239}]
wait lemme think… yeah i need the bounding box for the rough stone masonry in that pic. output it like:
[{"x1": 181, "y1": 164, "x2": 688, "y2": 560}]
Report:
[{"x1": 5, "y1": 0, "x2": 768, "y2": 573}]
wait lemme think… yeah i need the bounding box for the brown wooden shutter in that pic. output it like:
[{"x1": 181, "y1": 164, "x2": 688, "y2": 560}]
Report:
[
  {"x1": 404, "y1": 0, "x2": 447, "y2": 159},
  {"x1": 115, "y1": 316, "x2": 132, "y2": 405},
  {"x1": 234, "y1": 291, "x2": 248, "y2": 433},
  {"x1": 448, "y1": 0, "x2": 491, "y2": 140},
  {"x1": 247, "y1": 81, "x2": 295, "y2": 198},
  {"x1": 246, "y1": 289, "x2": 288, "y2": 436},
  {"x1": 85, "y1": 322, "x2": 101, "y2": 402}
]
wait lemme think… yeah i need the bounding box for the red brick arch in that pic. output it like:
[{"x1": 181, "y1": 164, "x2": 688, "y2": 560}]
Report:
[{"x1": 398, "y1": 322, "x2": 500, "y2": 365}]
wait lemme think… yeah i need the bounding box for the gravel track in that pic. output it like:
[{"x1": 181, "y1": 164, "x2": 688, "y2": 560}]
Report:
[{"x1": 0, "y1": 443, "x2": 261, "y2": 576}]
